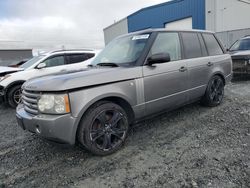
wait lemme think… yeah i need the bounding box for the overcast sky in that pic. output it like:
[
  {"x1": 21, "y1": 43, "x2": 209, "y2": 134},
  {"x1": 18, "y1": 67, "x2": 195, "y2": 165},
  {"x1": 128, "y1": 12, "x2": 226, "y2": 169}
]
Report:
[{"x1": 0, "y1": 0, "x2": 168, "y2": 49}]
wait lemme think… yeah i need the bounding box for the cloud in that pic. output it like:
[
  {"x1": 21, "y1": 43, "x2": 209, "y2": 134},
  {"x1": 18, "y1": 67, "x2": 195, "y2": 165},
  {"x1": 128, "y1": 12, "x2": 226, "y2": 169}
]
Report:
[{"x1": 0, "y1": 0, "x2": 169, "y2": 49}]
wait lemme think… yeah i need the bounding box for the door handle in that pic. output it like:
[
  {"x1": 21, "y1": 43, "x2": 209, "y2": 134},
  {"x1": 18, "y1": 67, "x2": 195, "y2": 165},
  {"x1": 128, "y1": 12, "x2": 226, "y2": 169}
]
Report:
[
  {"x1": 207, "y1": 62, "x2": 214, "y2": 67},
  {"x1": 60, "y1": 69, "x2": 67, "y2": 72},
  {"x1": 179, "y1": 66, "x2": 187, "y2": 72}
]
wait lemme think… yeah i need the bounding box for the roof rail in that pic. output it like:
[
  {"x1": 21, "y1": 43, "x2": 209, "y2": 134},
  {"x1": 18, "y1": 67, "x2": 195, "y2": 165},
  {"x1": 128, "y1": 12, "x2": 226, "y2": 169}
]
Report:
[{"x1": 51, "y1": 49, "x2": 94, "y2": 53}]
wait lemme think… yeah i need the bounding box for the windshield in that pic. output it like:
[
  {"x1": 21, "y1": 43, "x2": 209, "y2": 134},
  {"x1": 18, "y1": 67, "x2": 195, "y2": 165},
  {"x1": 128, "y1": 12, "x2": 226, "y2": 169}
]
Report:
[
  {"x1": 20, "y1": 55, "x2": 45, "y2": 69},
  {"x1": 230, "y1": 39, "x2": 250, "y2": 51},
  {"x1": 91, "y1": 34, "x2": 150, "y2": 66}
]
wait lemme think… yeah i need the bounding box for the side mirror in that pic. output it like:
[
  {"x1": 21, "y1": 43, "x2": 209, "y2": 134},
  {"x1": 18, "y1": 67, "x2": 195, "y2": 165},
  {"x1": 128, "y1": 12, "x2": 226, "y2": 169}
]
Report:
[
  {"x1": 147, "y1": 53, "x2": 171, "y2": 65},
  {"x1": 37, "y1": 62, "x2": 46, "y2": 69}
]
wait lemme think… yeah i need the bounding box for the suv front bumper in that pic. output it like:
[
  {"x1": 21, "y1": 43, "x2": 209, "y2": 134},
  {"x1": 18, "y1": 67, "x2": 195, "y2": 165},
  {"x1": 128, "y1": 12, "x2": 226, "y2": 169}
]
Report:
[{"x1": 16, "y1": 104, "x2": 78, "y2": 145}]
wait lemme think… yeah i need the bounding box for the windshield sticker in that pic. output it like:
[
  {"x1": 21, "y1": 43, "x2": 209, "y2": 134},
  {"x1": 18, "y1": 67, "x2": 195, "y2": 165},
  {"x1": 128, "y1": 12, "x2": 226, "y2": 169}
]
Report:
[{"x1": 132, "y1": 34, "x2": 150, "y2": 40}]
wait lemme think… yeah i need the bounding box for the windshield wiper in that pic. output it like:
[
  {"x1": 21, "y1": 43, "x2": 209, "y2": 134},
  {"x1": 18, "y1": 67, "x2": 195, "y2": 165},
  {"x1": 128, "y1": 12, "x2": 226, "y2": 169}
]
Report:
[{"x1": 96, "y1": 62, "x2": 119, "y2": 67}]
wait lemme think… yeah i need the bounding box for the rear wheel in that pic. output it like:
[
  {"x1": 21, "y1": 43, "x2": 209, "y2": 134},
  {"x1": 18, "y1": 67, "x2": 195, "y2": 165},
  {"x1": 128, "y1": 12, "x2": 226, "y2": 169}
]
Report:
[
  {"x1": 201, "y1": 75, "x2": 224, "y2": 107},
  {"x1": 77, "y1": 101, "x2": 129, "y2": 156},
  {"x1": 7, "y1": 85, "x2": 22, "y2": 108}
]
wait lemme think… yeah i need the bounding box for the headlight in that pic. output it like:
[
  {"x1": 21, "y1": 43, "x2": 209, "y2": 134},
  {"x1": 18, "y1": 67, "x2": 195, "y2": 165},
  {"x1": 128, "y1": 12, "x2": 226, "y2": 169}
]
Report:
[
  {"x1": 38, "y1": 94, "x2": 70, "y2": 114},
  {"x1": 0, "y1": 75, "x2": 11, "y2": 82}
]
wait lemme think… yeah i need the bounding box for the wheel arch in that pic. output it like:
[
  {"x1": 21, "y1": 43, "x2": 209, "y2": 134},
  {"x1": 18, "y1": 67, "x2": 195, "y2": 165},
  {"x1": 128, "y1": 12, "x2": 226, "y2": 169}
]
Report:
[
  {"x1": 211, "y1": 72, "x2": 226, "y2": 85},
  {"x1": 73, "y1": 95, "x2": 135, "y2": 144},
  {"x1": 5, "y1": 80, "x2": 26, "y2": 100},
  {"x1": 98, "y1": 96, "x2": 135, "y2": 124}
]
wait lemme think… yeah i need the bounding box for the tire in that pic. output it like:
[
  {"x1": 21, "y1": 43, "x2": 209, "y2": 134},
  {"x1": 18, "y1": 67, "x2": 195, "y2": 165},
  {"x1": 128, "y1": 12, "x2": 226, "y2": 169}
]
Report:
[
  {"x1": 201, "y1": 75, "x2": 225, "y2": 107},
  {"x1": 77, "y1": 101, "x2": 129, "y2": 156},
  {"x1": 7, "y1": 85, "x2": 22, "y2": 108}
]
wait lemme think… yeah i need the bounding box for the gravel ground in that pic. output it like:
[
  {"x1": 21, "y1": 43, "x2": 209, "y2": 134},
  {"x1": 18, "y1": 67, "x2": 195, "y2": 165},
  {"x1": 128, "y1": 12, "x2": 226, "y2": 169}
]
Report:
[{"x1": 0, "y1": 81, "x2": 250, "y2": 188}]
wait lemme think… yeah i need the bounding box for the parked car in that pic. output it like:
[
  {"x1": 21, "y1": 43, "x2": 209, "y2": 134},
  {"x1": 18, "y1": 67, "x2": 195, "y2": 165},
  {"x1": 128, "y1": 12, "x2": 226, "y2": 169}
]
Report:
[
  {"x1": 16, "y1": 29, "x2": 232, "y2": 155},
  {"x1": 228, "y1": 35, "x2": 250, "y2": 77},
  {"x1": 0, "y1": 49, "x2": 98, "y2": 107}
]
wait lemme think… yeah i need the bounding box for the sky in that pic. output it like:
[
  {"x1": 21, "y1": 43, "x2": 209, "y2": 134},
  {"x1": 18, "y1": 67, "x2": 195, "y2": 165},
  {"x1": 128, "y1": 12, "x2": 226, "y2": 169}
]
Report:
[{"x1": 0, "y1": 0, "x2": 169, "y2": 49}]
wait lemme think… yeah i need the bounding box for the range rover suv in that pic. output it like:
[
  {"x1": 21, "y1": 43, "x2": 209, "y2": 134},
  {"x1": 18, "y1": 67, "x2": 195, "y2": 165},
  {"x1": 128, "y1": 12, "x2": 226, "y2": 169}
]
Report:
[
  {"x1": 228, "y1": 35, "x2": 250, "y2": 78},
  {"x1": 0, "y1": 49, "x2": 97, "y2": 108},
  {"x1": 16, "y1": 29, "x2": 232, "y2": 155}
]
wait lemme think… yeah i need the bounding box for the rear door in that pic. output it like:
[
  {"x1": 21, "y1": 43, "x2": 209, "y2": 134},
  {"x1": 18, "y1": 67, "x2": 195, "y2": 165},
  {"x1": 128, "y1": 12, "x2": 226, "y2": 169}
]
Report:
[
  {"x1": 143, "y1": 32, "x2": 189, "y2": 116},
  {"x1": 202, "y1": 33, "x2": 230, "y2": 77},
  {"x1": 63, "y1": 53, "x2": 95, "y2": 71},
  {"x1": 181, "y1": 32, "x2": 211, "y2": 100}
]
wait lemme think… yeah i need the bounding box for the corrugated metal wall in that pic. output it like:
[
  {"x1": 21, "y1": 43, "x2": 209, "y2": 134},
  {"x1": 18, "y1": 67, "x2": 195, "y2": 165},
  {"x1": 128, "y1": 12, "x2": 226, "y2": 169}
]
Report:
[
  {"x1": 103, "y1": 18, "x2": 128, "y2": 45},
  {"x1": 0, "y1": 50, "x2": 33, "y2": 66},
  {"x1": 127, "y1": 0, "x2": 205, "y2": 32},
  {"x1": 216, "y1": 28, "x2": 250, "y2": 48},
  {"x1": 206, "y1": 0, "x2": 250, "y2": 33}
]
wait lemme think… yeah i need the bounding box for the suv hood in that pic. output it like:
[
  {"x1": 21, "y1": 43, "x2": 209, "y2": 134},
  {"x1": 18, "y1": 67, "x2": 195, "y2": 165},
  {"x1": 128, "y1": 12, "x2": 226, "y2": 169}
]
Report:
[
  {"x1": 23, "y1": 67, "x2": 142, "y2": 92},
  {"x1": 230, "y1": 50, "x2": 250, "y2": 60},
  {"x1": 230, "y1": 50, "x2": 250, "y2": 56},
  {"x1": 0, "y1": 66, "x2": 24, "y2": 76}
]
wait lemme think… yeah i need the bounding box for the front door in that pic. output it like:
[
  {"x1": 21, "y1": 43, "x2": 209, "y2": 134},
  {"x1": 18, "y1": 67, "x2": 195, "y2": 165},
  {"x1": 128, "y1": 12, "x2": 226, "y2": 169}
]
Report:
[{"x1": 143, "y1": 32, "x2": 189, "y2": 116}]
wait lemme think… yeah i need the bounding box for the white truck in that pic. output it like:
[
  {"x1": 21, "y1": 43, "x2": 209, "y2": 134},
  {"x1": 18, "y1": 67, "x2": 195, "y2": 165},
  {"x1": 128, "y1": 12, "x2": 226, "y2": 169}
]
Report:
[{"x1": 0, "y1": 49, "x2": 98, "y2": 108}]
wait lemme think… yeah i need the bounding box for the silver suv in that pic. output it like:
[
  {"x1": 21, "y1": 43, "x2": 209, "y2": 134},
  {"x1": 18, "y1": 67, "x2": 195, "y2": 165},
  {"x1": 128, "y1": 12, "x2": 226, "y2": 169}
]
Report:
[{"x1": 16, "y1": 29, "x2": 232, "y2": 155}]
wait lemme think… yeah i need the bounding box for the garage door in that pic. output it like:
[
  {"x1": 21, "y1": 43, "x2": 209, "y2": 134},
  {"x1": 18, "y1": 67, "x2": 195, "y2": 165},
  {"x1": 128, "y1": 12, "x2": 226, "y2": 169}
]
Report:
[{"x1": 165, "y1": 17, "x2": 193, "y2": 30}]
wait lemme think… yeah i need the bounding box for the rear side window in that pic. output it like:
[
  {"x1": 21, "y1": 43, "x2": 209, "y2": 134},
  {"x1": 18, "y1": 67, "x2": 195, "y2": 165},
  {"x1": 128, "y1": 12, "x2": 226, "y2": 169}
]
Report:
[
  {"x1": 66, "y1": 53, "x2": 95, "y2": 64},
  {"x1": 43, "y1": 55, "x2": 65, "y2": 68},
  {"x1": 181, "y1": 32, "x2": 202, "y2": 59},
  {"x1": 198, "y1": 33, "x2": 208, "y2": 56},
  {"x1": 202, "y1": 34, "x2": 224, "y2": 56},
  {"x1": 150, "y1": 32, "x2": 181, "y2": 61}
]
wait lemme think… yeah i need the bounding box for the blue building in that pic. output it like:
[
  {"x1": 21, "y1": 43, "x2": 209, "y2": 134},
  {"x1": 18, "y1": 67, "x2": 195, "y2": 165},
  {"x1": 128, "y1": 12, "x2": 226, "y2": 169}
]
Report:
[
  {"x1": 127, "y1": 0, "x2": 205, "y2": 33},
  {"x1": 103, "y1": 0, "x2": 250, "y2": 47}
]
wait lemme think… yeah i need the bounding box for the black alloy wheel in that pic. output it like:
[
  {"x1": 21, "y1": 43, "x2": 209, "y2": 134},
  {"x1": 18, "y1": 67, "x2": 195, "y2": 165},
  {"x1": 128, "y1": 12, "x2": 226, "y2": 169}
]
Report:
[
  {"x1": 209, "y1": 77, "x2": 224, "y2": 103},
  {"x1": 90, "y1": 110, "x2": 127, "y2": 151},
  {"x1": 78, "y1": 101, "x2": 129, "y2": 155},
  {"x1": 201, "y1": 75, "x2": 225, "y2": 107}
]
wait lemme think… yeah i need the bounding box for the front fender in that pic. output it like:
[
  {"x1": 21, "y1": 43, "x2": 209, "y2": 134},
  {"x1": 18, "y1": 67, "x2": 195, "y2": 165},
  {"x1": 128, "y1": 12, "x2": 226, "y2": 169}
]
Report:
[{"x1": 68, "y1": 79, "x2": 138, "y2": 142}]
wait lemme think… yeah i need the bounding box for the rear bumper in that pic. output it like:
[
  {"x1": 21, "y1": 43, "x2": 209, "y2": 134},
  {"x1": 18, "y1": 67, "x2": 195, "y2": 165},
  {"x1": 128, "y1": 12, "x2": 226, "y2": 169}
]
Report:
[{"x1": 16, "y1": 104, "x2": 78, "y2": 145}]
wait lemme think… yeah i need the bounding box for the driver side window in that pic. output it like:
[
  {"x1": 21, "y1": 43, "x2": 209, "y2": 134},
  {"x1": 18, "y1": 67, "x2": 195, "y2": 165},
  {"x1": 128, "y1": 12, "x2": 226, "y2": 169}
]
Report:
[
  {"x1": 150, "y1": 32, "x2": 181, "y2": 61},
  {"x1": 42, "y1": 55, "x2": 65, "y2": 68}
]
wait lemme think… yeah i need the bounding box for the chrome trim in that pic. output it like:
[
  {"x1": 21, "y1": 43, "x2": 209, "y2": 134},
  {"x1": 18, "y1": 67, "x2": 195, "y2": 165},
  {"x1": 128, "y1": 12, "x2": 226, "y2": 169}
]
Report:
[
  {"x1": 22, "y1": 89, "x2": 40, "y2": 115},
  {"x1": 145, "y1": 85, "x2": 206, "y2": 104}
]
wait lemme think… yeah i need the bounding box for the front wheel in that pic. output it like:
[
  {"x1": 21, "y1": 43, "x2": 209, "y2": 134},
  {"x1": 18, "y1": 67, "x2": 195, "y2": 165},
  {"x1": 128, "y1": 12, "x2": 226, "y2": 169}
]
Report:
[
  {"x1": 77, "y1": 101, "x2": 129, "y2": 156},
  {"x1": 201, "y1": 75, "x2": 225, "y2": 107},
  {"x1": 7, "y1": 85, "x2": 22, "y2": 108}
]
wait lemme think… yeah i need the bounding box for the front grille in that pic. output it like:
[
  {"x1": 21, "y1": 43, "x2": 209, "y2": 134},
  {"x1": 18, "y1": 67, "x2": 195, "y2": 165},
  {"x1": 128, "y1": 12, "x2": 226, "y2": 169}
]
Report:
[
  {"x1": 22, "y1": 89, "x2": 41, "y2": 115},
  {"x1": 233, "y1": 59, "x2": 250, "y2": 74}
]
